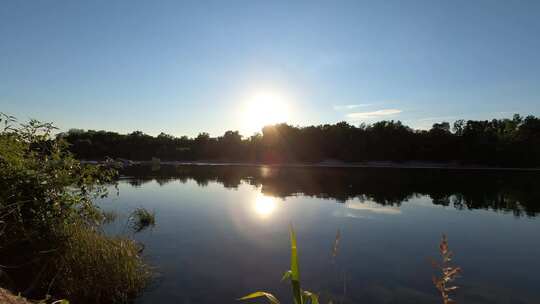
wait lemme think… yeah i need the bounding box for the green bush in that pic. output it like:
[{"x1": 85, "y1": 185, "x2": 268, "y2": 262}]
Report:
[{"x1": 0, "y1": 113, "x2": 150, "y2": 303}]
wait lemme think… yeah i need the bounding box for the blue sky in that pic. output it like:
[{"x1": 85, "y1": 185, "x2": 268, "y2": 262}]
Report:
[{"x1": 1, "y1": 0, "x2": 539, "y2": 137}]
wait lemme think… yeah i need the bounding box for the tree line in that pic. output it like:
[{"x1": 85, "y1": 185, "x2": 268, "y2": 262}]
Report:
[{"x1": 60, "y1": 114, "x2": 540, "y2": 167}]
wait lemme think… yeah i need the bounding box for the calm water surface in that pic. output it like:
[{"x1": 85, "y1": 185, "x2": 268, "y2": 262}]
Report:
[{"x1": 100, "y1": 165, "x2": 540, "y2": 304}]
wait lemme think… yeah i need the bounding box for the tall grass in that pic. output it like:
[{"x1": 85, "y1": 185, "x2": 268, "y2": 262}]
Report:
[
  {"x1": 48, "y1": 224, "x2": 151, "y2": 303},
  {"x1": 102, "y1": 210, "x2": 118, "y2": 224}
]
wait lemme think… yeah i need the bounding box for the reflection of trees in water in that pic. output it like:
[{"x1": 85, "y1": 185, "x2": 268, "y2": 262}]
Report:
[
  {"x1": 120, "y1": 165, "x2": 540, "y2": 217},
  {"x1": 126, "y1": 178, "x2": 152, "y2": 188},
  {"x1": 444, "y1": 193, "x2": 532, "y2": 217}
]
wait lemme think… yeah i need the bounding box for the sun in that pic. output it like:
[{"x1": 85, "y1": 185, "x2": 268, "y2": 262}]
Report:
[{"x1": 242, "y1": 91, "x2": 290, "y2": 135}]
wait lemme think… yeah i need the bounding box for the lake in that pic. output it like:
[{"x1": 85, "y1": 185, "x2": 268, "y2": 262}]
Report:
[{"x1": 100, "y1": 165, "x2": 540, "y2": 304}]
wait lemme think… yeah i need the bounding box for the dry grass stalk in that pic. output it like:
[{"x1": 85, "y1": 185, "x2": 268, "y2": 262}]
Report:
[
  {"x1": 331, "y1": 229, "x2": 340, "y2": 264},
  {"x1": 432, "y1": 234, "x2": 461, "y2": 304}
]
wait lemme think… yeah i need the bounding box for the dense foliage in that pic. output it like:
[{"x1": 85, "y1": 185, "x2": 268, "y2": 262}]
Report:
[
  {"x1": 0, "y1": 115, "x2": 113, "y2": 233},
  {"x1": 0, "y1": 114, "x2": 149, "y2": 303},
  {"x1": 62, "y1": 114, "x2": 540, "y2": 167}
]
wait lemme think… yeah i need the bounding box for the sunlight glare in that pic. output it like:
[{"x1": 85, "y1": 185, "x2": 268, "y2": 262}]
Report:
[
  {"x1": 253, "y1": 193, "x2": 277, "y2": 218},
  {"x1": 243, "y1": 91, "x2": 290, "y2": 134}
]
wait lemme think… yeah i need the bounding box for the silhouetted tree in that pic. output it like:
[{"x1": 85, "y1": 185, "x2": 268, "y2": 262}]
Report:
[{"x1": 60, "y1": 114, "x2": 540, "y2": 167}]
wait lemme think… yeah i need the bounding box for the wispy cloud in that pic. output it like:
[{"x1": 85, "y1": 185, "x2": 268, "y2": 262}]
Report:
[
  {"x1": 346, "y1": 109, "x2": 402, "y2": 120},
  {"x1": 414, "y1": 111, "x2": 519, "y2": 127},
  {"x1": 333, "y1": 104, "x2": 373, "y2": 111}
]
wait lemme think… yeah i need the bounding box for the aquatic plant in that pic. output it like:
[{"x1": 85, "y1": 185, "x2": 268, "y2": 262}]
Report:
[
  {"x1": 432, "y1": 234, "x2": 461, "y2": 304},
  {"x1": 130, "y1": 208, "x2": 156, "y2": 232},
  {"x1": 239, "y1": 226, "x2": 319, "y2": 304}
]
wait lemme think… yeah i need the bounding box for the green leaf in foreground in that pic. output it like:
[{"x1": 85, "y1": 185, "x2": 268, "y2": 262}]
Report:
[
  {"x1": 240, "y1": 226, "x2": 320, "y2": 304},
  {"x1": 239, "y1": 291, "x2": 280, "y2": 304},
  {"x1": 289, "y1": 225, "x2": 303, "y2": 304},
  {"x1": 302, "y1": 291, "x2": 319, "y2": 304},
  {"x1": 281, "y1": 270, "x2": 292, "y2": 281},
  {"x1": 290, "y1": 226, "x2": 300, "y2": 281}
]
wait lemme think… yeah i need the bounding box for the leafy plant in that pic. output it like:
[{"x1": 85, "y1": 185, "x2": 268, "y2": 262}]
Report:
[
  {"x1": 0, "y1": 113, "x2": 117, "y2": 234},
  {"x1": 432, "y1": 234, "x2": 461, "y2": 304},
  {"x1": 239, "y1": 226, "x2": 319, "y2": 304}
]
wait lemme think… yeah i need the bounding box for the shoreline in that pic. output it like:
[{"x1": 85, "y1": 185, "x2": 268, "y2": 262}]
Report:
[{"x1": 83, "y1": 160, "x2": 540, "y2": 172}]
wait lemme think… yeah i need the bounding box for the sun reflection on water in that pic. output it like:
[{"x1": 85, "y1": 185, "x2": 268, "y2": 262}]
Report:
[{"x1": 253, "y1": 193, "x2": 277, "y2": 218}]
